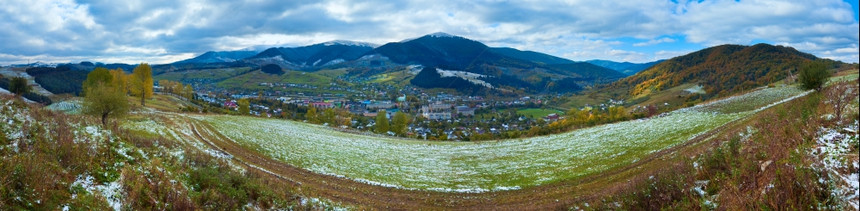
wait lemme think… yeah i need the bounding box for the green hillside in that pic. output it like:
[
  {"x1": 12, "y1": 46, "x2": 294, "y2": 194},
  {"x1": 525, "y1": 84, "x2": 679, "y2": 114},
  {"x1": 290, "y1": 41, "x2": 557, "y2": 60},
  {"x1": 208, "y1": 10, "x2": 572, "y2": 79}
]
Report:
[{"x1": 216, "y1": 69, "x2": 338, "y2": 90}]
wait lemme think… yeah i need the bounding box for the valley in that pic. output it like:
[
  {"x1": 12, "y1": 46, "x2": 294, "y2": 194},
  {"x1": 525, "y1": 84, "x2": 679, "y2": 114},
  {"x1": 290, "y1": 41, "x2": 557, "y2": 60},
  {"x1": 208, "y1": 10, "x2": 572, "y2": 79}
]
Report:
[{"x1": 1, "y1": 32, "x2": 857, "y2": 210}]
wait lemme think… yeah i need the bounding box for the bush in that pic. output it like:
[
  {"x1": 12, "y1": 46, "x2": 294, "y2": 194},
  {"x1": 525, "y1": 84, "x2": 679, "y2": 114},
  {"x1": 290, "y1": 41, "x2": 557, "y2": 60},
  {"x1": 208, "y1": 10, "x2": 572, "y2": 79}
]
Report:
[
  {"x1": 8, "y1": 77, "x2": 30, "y2": 96},
  {"x1": 798, "y1": 61, "x2": 831, "y2": 91}
]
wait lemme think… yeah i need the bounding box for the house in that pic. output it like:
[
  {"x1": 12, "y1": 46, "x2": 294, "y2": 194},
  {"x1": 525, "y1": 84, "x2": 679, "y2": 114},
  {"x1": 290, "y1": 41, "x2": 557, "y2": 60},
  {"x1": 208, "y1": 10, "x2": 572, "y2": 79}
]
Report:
[
  {"x1": 455, "y1": 105, "x2": 475, "y2": 117},
  {"x1": 310, "y1": 102, "x2": 334, "y2": 109},
  {"x1": 224, "y1": 100, "x2": 237, "y2": 108},
  {"x1": 420, "y1": 102, "x2": 453, "y2": 121},
  {"x1": 544, "y1": 113, "x2": 560, "y2": 122},
  {"x1": 366, "y1": 101, "x2": 395, "y2": 110}
]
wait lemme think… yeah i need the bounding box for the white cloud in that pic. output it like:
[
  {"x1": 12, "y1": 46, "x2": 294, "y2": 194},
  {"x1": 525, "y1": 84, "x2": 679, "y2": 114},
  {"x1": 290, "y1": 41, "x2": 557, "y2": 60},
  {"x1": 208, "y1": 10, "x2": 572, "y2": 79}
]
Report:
[
  {"x1": 0, "y1": 0, "x2": 857, "y2": 65},
  {"x1": 633, "y1": 38, "x2": 677, "y2": 47}
]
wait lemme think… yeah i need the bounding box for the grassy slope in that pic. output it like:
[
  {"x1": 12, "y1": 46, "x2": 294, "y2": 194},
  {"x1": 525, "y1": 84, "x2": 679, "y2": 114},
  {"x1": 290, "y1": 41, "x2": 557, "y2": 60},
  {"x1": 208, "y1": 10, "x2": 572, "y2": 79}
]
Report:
[
  {"x1": 516, "y1": 108, "x2": 563, "y2": 118},
  {"x1": 179, "y1": 85, "x2": 807, "y2": 192},
  {"x1": 579, "y1": 72, "x2": 859, "y2": 210},
  {"x1": 216, "y1": 70, "x2": 334, "y2": 90},
  {"x1": 153, "y1": 67, "x2": 252, "y2": 82}
]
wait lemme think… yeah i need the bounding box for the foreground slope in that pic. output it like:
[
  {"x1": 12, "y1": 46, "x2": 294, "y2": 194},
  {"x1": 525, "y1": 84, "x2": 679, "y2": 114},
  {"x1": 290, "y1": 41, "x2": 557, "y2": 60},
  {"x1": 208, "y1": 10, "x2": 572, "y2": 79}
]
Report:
[{"x1": 131, "y1": 85, "x2": 808, "y2": 193}]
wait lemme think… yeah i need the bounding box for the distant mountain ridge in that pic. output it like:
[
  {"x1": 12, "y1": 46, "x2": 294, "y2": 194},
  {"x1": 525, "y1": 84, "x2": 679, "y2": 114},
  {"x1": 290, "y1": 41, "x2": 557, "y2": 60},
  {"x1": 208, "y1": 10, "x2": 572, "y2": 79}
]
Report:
[
  {"x1": 246, "y1": 42, "x2": 376, "y2": 70},
  {"x1": 174, "y1": 51, "x2": 258, "y2": 64},
  {"x1": 587, "y1": 60, "x2": 663, "y2": 75}
]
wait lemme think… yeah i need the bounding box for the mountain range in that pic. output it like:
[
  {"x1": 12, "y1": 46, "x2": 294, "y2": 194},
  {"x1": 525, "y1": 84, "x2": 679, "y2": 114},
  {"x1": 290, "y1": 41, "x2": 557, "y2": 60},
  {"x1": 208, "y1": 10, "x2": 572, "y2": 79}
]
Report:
[
  {"x1": 163, "y1": 32, "x2": 631, "y2": 93},
  {"x1": 174, "y1": 51, "x2": 258, "y2": 64},
  {"x1": 14, "y1": 32, "x2": 838, "y2": 98}
]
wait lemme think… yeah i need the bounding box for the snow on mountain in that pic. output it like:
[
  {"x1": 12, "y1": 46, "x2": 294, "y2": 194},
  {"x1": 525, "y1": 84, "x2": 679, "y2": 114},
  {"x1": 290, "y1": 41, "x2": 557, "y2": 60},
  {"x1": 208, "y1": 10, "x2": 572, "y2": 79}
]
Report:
[
  {"x1": 428, "y1": 32, "x2": 456, "y2": 38},
  {"x1": 436, "y1": 68, "x2": 493, "y2": 88},
  {"x1": 323, "y1": 40, "x2": 379, "y2": 48}
]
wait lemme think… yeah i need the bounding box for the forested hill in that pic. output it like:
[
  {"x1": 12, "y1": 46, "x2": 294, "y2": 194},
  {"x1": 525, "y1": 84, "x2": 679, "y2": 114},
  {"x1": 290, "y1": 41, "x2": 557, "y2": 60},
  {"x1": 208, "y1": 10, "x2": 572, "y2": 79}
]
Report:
[{"x1": 615, "y1": 43, "x2": 837, "y2": 97}]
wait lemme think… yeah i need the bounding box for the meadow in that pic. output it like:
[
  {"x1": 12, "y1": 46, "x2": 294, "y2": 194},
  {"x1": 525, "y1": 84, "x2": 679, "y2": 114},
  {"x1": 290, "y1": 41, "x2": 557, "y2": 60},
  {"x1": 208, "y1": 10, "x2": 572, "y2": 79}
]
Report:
[{"x1": 179, "y1": 85, "x2": 808, "y2": 192}]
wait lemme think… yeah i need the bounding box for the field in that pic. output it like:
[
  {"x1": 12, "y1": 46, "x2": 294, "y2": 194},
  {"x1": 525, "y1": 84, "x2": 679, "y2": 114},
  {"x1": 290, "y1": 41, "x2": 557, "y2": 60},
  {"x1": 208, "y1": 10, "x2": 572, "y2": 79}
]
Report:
[
  {"x1": 166, "y1": 85, "x2": 808, "y2": 192},
  {"x1": 215, "y1": 70, "x2": 337, "y2": 90},
  {"x1": 516, "y1": 108, "x2": 564, "y2": 119},
  {"x1": 153, "y1": 67, "x2": 252, "y2": 82}
]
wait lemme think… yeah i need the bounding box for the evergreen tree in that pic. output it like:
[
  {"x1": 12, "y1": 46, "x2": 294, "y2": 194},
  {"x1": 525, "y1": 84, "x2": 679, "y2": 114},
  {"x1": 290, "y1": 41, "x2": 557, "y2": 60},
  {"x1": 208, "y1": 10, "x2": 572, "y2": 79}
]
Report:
[{"x1": 8, "y1": 77, "x2": 31, "y2": 97}]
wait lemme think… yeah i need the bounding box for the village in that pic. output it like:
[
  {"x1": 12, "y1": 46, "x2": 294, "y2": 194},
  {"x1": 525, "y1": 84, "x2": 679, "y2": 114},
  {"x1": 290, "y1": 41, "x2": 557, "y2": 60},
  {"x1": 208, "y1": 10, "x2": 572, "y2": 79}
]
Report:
[{"x1": 189, "y1": 83, "x2": 574, "y2": 140}]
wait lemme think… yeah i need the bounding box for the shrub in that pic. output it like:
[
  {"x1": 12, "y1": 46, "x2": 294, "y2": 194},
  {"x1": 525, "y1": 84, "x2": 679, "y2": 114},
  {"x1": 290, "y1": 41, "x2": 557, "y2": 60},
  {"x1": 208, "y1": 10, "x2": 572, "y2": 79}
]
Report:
[{"x1": 797, "y1": 61, "x2": 831, "y2": 91}]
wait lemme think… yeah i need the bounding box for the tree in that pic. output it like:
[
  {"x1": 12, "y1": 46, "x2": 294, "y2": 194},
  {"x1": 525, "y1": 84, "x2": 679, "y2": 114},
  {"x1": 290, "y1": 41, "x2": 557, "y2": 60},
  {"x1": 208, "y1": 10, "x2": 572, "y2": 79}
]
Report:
[
  {"x1": 8, "y1": 77, "x2": 31, "y2": 97},
  {"x1": 82, "y1": 67, "x2": 112, "y2": 96},
  {"x1": 798, "y1": 61, "x2": 830, "y2": 91},
  {"x1": 109, "y1": 68, "x2": 128, "y2": 94},
  {"x1": 334, "y1": 109, "x2": 352, "y2": 127},
  {"x1": 129, "y1": 63, "x2": 153, "y2": 106},
  {"x1": 322, "y1": 108, "x2": 336, "y2": 125},
  {"x1": 183, "y1": 84, "x2": 194, "y2": 99},
  {"x1": 82, "y1": 81, "x2": 129, "y2": 126},
  {"x1": 374, "y1": 110, "x2": 389, "y2": 134},
  {"x1": 237, "y1": 98, "x2": 250, "y2": 115},
  {"x1": 392, "y1": 111, "x2": 409, "y2": 136},
  {"x1": 305, "y1": 106, "x2": 319, "y2": 123}
]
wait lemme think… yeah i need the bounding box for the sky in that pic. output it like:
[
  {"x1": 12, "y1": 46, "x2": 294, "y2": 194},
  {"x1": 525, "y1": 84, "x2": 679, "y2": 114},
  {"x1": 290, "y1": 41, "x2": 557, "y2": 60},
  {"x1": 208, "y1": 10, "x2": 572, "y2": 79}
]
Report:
[{"x1": 0, "y1": 0, "x2": 857, "y2": 65}]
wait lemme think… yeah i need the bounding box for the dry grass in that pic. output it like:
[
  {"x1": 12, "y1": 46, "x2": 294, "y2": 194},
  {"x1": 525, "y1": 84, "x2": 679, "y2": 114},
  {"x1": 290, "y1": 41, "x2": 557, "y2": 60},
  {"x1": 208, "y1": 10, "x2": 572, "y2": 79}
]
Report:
[
  {"x1": 577, "y1": 82, "x2": 858, "y2": 210},
  {"x1": 0, "y1": 95, "x2": 311, "y2": 210}
]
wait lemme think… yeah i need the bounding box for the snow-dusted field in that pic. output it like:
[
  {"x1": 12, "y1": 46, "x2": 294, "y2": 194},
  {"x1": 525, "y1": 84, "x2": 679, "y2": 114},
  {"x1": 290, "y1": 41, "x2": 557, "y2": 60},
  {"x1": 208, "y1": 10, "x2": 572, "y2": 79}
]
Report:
[{"x1": 195, "y1": 86, "x2": 807, "y2": 192}]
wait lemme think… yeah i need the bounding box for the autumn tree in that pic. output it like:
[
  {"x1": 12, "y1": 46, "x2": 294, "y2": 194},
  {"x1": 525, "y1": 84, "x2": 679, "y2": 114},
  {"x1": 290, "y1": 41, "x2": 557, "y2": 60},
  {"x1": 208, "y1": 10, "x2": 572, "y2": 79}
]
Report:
[
  {"x1": 109, "y1": 68, "x2": 128, "y2": 94},
  {"x1": 8, "y1": 77, "x2": 31, "y2": 97},
  {"x1": 798, "y1": 61, "x2": 830, "y2": 92},
  {"x1": 237, "y1": 98, "x2": 250, "y2": 115},
  {"x1": 374, "y1": 110, "x2": 389, "y2": 134},
  {"x1": 183, "y1": 84, "x2": 194, "y2": 99},
  {"x1": 129, "y1": 63, "x2": 153, "y2": 106},
  {"x1": 82, "y1": 74, "x2": 129, "y2": 126},
  {"x1": 83, "y1": 67, "x2": 112, "y2": 96},
  {"x1": 334, "y1": 109, "x2": 352, "y2": 127},
  {"x1": 305, "y1": 106, "x2": 319, "y2": 123},
  {"x1": 322, "y1": 108, "x2": 336, "y2": 125},
  {"x1": 392, "y1": 111, "x2": 409, "y2": 136}
]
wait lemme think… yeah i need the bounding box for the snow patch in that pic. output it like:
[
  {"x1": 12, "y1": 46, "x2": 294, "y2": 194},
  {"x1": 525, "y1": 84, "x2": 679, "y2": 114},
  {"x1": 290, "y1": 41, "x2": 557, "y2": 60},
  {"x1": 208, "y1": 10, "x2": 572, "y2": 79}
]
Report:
[
  {"x1": 71, "y1": 175, "x2": 124, "y2": 211},
  {"x1": 811, "y1": 120, "x2": 859, "y2": 209},
  {"x1": 322, "y1": 40, "x2": 378, "y2": 48},
  {"x1": 436, "y1": 68, "x2": 493, "y2": 88}
]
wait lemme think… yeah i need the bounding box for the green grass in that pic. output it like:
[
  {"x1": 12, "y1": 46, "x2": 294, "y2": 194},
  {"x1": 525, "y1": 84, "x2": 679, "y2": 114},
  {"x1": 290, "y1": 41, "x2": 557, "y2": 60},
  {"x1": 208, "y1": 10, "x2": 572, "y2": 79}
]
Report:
[
  {"x1": 153, "y1": 67, "x2": 252, "y2": 82},
  {"x1": 216, "y1": 70, "x2": 333, "y2": 90},
  {"x1": 516, "y1": 108, "x2": 563, "y2": 118}
]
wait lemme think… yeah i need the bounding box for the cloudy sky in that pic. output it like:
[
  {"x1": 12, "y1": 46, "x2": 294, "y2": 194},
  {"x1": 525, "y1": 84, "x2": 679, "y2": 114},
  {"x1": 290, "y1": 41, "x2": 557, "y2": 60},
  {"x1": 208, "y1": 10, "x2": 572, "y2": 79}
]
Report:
[{"x1": 1, "y1": 0, "x2": 857, "y2": 65}]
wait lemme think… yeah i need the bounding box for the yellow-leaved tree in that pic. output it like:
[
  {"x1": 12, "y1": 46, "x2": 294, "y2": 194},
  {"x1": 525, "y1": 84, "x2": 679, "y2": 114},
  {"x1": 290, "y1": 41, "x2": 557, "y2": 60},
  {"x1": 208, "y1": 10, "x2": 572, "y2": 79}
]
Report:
[
  {"x1": 129, "y1": 63, "x2": 153, "y2": 106},
  {"x1": 109, "y1": 68, "x2": 128, "y2": 94}
]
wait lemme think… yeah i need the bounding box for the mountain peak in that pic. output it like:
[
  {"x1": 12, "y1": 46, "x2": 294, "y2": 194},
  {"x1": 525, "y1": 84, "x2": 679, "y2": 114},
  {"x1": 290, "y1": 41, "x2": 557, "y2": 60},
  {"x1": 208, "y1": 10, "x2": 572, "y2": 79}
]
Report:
[
  {"x1": 322, "y1": 40, "x2": 379, "y2": 48},
  {"x1": 427, "y1": 32, "x2": 457, "y2": 38}
]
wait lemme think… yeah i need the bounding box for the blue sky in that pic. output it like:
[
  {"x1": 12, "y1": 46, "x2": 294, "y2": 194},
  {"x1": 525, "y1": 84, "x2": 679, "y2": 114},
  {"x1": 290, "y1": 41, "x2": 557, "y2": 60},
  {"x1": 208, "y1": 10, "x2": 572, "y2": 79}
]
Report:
[{"x1": 0, "y1": 0, "x2": 857, "y2": 65}]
